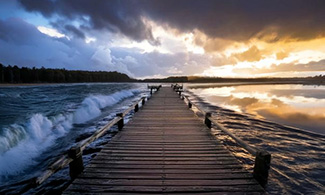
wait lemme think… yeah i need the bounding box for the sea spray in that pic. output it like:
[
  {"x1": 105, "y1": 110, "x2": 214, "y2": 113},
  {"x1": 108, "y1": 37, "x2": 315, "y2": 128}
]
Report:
[
  {"x1": 73, "y1": 89, "x2": 138, "y2": 124},
  {"x1": 0, "y1": 114, "x2": 64, "y2": 177},
  {"x1": 0, "y1": 88, "x2": 139, "y2": 178}
]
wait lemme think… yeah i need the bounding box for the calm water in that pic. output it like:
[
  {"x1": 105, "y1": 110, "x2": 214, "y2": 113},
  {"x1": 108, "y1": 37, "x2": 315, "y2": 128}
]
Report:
[
  {"x1": 0, "y1": 83, "x2": 324, "y2": 194},
  {"x1": 186, "y1": 83, "x2": 325, "y2": 194}
]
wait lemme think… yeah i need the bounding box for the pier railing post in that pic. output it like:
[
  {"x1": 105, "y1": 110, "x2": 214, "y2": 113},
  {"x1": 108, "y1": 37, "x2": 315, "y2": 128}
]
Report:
[
  {"x1": 142, "y1": 97, "x2": 146, "y2": 105},
  {"x1": 188, "y1": 101, "x2": 192, "y2": 108},
  {"x1": 68, "y1": 146, "x2": 84, "y2": 179},
  {"x1": 253, "y1": 150, "x2": 271, "y2": 187},
  {"x1": 116, "y1": 113, "x2": 124, "y2": 130},
  {"x1": 134, "y1": 103, "x2": 139, "y2": 112},
  {"x1": 205, "y1": 112, "x2": 212, "y2": 128}
]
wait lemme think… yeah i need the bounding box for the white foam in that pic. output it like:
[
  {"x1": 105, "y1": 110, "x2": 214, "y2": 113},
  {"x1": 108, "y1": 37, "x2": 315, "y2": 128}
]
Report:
[
  {"x1": 0, "y1": 114, "x2": 59, "y2": 176},
  {"x1": 0, "y1": 89, "x2": 139, "y2": 177},
  {"x1": 73, "y1": 90, "x2": 138, "y2": 124}
]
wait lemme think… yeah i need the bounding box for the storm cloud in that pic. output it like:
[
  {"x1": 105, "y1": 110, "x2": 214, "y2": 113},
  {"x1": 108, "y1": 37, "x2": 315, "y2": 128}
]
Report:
[
  {"x1": 0, "y1": 0, "x2": 324, "y2": 78},
  {"x1": 19, "y1": 0, "x2": 325, "y2": 43},
  {"x1": 18, "y1": 0, "x2": 159, "y2": 45}
]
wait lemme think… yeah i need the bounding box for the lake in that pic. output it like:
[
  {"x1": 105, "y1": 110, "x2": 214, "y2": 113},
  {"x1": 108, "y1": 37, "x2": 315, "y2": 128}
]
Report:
[
  {"x1": 0, "y1": 83, "x2": 324, "y2": 194},
  {"x1": 187, "y1": 83, "x2": 325, "y2": 135},
  {"x1": 186, "y1": 83, "x2": 325, "y2": 194}
]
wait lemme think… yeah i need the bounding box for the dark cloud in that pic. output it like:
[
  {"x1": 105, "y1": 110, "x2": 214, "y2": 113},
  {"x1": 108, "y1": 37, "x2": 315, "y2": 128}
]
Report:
[
  {"x1": 0, "y1": 18, "x2": 97, "y2": 71},
  {"x1": 64, "y1": 24, "x2": 85, "y2": 39},
  {"x1": 0, "y1": 17, "x2": 209, "y2": 78},
  {"x1": 19, "y1": 0, "x2": 325, "y2": 43},
  {"x1": 142, "y1": 0, "x2": 325, "y2": 42},
  {"x1": 0, "y1": 17, "x2": 40, "y2": 45},
  {"x1": 18, "y1": 0, "x2": 159, "y2": 44}
]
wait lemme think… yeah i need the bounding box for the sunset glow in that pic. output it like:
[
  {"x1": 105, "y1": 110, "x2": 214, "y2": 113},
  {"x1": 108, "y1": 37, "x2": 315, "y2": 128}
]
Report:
[{"x1": 0, "y1": 0, "x2": 324, "y2": 77}]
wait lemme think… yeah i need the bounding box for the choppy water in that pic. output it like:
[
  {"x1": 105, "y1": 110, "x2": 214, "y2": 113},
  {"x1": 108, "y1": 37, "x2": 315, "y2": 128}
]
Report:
[
  {"x1": 0, "y1": 83, "x2": 324, "y2": 194},
  {"x1": 186, "y1": 83, "x2": 325, "y2": 194},
  {"x1": 0, "y1": 83, "x2": 148, "y2": 194}
]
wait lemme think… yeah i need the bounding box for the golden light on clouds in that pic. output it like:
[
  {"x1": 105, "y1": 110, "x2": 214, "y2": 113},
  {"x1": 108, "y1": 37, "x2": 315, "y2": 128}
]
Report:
[
  {"x1": 85, "y1": 14, "x2": 325, "y2": 78},
  {"x1": 191, "y1": 31, "x2": 325, "y2": 77}
]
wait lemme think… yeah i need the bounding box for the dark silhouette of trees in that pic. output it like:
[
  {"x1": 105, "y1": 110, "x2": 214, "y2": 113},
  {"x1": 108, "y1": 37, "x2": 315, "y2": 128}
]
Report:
[
  {"x1": 0, "y1": 63, "x2": 133, "y2": 83},
  {"x1": 142, "y1": 75, "x2": 325, "y2": 84},
  {"x1": 1, "y1": 63, "x2": 323, "y2": 84}
]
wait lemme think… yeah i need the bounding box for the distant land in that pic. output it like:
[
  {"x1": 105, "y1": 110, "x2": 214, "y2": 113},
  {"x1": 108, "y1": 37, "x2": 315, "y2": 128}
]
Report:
[
  {"x1": 141, "y1": 75, "x2": 325, "y2": 85},
  {"x1": 0, "y1": 63, "x2": 324, "y2": 85},
  {"x1": 0, "y1": 63, "x2": 134, "y2": 83}
]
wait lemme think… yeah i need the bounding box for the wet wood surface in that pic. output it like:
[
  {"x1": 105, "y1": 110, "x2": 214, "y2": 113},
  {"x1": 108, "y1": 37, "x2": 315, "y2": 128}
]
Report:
[{"x1": 63, "y1": 87, "x2": 264, "y2": 194}]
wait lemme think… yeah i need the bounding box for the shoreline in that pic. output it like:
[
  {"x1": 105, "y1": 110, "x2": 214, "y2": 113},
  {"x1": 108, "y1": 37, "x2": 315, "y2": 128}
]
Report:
[{"x1": 0, "y1": 80, "x2": 324, "y2": 87}]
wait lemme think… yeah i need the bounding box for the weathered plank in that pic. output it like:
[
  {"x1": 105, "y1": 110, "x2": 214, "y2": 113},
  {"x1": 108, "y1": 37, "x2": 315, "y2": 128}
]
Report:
[{"x1": 63, "y1": 87, "x2": 264, "y2": 194}]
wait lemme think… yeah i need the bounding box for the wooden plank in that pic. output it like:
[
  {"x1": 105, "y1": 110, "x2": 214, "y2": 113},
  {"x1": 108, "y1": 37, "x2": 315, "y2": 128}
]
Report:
[
  {"x1": 87, "y1": 164, "x2": 244, "y2": 169},
  {"x1": 80, "y1": 172, "x2": 254, "y2": 180},
  {"x1": 100, "y1": 149, "x2": 229, "y2": 154},
  {"x1": 64, "y1": 87, "x2": 264, "y2": 194},
  {"x1": 72, "y1": 178, "x2": 258, "y2": 186},
  {"x1": 83, "y1": 168, "x2": 249, "y2": 174},
  {"x1": 93, "y1": 156, "x2": 237, "y2": 161},
  {"x1": 64, "y1": 185, "x2": 264, "y2": 193},
  {"x1": 98, "y1": 153, "x2": 233, "y2": 157}
]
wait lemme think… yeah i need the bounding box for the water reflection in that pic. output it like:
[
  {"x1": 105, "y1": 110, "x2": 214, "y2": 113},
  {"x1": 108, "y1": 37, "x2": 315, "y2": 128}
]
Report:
[
  {"x1": 188, "y1": 84, "x2": 325, "y2": 135},
  {"x1": 184, "y1": 87, "x2": 325, "y2": 194}
]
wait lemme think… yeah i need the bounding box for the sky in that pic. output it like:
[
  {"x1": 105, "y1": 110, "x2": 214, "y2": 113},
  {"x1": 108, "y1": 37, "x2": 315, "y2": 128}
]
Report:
[{"x1": 0, "y1": 0, "x2": 325, "y2": 78}]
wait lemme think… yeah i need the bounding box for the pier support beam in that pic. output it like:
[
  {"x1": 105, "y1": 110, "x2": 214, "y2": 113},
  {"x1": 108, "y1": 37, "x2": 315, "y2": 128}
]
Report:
[
  {"x1": 188, "y1": 102, "x2": 192, "y2": 108},
  {"x1": 116, "y1": 113, "x2": 124, "y2": 130},
  {"x1": 205, "y1": 112, "x2": 212, "y2": 128},
  {"x1": 142, "y1": 97, "x2": 146, "y2": 106},
  {"x1": 253, "y1": 150, "x2": 271, "y2": 187},
  {"x1": 134, "y1": 103, "x2": 139, "y2": 112},
  {"x1": 68, "y1": 146, "x2": 84, "y2": 179}
]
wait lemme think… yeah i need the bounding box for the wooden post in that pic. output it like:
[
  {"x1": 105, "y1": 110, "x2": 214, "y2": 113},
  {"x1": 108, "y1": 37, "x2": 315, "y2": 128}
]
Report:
[
  {"x1": 188, "y1": 102, "x2": 192, "y2": 108},
  {"x1": 150, "y1": 88, "x2": 153, "y2": 95},
  {"x1": 178, "y1": 91, "x2": 182, "y2": 96},
  {"x1": 68, "y1": 146, "x2": 84, "y2": 179},
  {"x1": 134, "y1": 103, "x2": 139, "y2": 112},
  {"x1": 205, "y1": 112, "x2": 212, "y2": 128},
  {"x1": 142, "y1": 97, "x2": 146, "y2": 105},
  {"x1": 116, "y1": 113, "x2": 124, "y2": 130},
  {"x1": 253, "y1": 150, "x2": 271, "y2": 187},
  {"x1": 181, "y1": 95, "x2": 184, "y2": 100}
]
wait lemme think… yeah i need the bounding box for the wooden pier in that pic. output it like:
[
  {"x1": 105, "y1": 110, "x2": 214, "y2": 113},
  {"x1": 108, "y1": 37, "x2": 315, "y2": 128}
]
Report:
[{"x1": 63, "y1": 87, "x2": 265, "y2": 194}]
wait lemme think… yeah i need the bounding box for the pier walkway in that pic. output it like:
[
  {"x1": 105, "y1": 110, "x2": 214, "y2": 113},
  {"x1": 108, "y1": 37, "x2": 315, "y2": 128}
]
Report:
[{"x1": 64, "y1": 87, "x2": 264, "y2": 194}]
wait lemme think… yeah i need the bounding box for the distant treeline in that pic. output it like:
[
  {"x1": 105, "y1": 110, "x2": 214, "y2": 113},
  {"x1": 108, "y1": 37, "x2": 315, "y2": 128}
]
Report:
[
  {"x1": 1, "y1": 63, "x2": 324, "y2": 84},
  {"x1": 0, "y1": 64, "x2": 133, "y2": 83},
  {"x1": 142, "y1": 75, "x2": 325, "y2": 84}
]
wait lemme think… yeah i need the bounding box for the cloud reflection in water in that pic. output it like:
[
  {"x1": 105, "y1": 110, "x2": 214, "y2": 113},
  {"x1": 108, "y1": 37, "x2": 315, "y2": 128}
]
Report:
[{"x1": 190, "y1": 84, "x2": 325, "y2": 134}]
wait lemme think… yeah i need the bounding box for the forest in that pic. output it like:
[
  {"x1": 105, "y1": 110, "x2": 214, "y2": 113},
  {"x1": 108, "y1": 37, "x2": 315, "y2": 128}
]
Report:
[
  {"x1": 142, "y1": 75, "x2": 325, "y2": 84},
  {"x1": 1, "y1": 63, "x2": 324, "y2": 84},
  {"x1": 0, "y1": 63, "x2": 134, "y2": 83}
]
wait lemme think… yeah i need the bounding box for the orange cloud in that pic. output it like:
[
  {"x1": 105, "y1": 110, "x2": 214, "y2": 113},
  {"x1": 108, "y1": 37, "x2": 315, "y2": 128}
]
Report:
[{"x1": 233, "y1": 46, "x2": 262, "y2": 62}]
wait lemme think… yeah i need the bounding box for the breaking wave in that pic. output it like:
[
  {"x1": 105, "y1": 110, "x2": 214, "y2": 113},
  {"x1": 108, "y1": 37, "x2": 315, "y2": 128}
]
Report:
[{"x1": 0, "y1": 89, "x2": 139, "y2": 177}]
